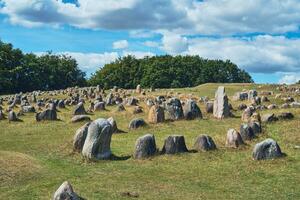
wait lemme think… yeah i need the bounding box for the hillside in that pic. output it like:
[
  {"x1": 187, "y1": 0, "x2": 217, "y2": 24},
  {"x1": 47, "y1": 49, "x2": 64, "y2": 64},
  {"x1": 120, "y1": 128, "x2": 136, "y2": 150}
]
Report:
[{"x1": 0, "y1": 83, "x2": 299, "y2": 199}]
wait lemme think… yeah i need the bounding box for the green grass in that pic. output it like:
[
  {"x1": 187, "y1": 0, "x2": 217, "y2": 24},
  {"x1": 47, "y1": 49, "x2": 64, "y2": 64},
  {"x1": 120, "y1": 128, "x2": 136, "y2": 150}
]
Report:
[{"x1": 0, "y1": 83, "x2": 299, "y2": 199}]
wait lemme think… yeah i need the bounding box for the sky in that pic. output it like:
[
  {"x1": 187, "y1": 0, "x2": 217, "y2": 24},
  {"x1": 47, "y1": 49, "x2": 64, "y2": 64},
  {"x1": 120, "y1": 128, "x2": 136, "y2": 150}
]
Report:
[{"x1": 0, "y1": 0, "x2": 300, "y2": 84}]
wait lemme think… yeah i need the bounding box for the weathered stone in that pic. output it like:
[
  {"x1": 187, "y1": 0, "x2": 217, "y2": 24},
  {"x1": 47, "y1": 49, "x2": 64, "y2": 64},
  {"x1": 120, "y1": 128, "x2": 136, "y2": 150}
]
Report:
[
  {"x1": 250, "y1": 112, "x2": 261, "y2": 123},
  {"x1": 226, "y1": 129, "x2": 244, "y2": 148},
  {"x1": 146, "y1": 99, "x2": 155, "y2": 107},
  {"x1": 240, "y1": 124, "x2": 255, "y2": 140},
  {"x1": 136, "y1": 84, "x2": 142, "y2": 93},
  {"x1": 107, "y1": 117, "x2": 118, "y2": 133},
  {"x1": 213, "y1": 86, "x2": 231, "y2": 119},
  {"x1": 71, "y1": 115, "x2": 91, "y2": 123},
  {"x1": 241, "y1": 107, "x2": 253, "y2": 122},
  {"x1": 94, "y1": 102, "x2": 105, "y2": 111},
  {"x1": 233, "y1": 92, "x2": 248, "y2": 101},
  {"x1": 148, "y1": 105, "x2": 165, "y2": 123},
  {"x1": 161, "y1": 135, "x2": 188, "y2": 154},
  {"x1": 133, "y1": 134, "x2": 157, "y2": 159},
  {"x1": 252, "y1": 138, "x2": 283, "y2": 160},
  {"x1": 73, "y1": 122, "x2": 90, "y2": 152},
  {"x1": 57, "y1": 100, "x2": 65, "y2": 109},
  {"x1": 127, "y1": 97, "x2": 138, "y2": 106},
  {"x1": 205, "y1": 101, "x2": 214, "y2": 113},
  {"x1": 290, "y1": 102, "x2": 300, "y2": 108},
  {"x1": 8, "y1": 111, "x2": 18, "y2": 122},
  {"x1": 194, "y1": 135, "x2": 216, "y2": 151},
  {"x1": 261, "y1": 113, "x2": 278, "y2": 123},
  {"x1": 267, "y1": 104, "x2": 277, "y2": 110},
  {"x1": 82, "y1": 118, "x2": 113, "y2": 160},
  {"x1": 73, "y1": 102, "x2": 86, "y2": 115},
  {"x1": 280, "y1": 103, "x2": 289, "y2": 109},
  {"x1": 248, "y1": 90, "x2": 258, "y2": 101},
  {"x1": 52, "y1": 181, "x2": 83, "y2": 200},
  {"x1": 36, "y1": 109, "x2": 57, "y2": 121},
  {"x1": 183, "y1": 99, "x2": 202, "y2": 120},
  {"x1": 0, "y1": 110, "x2": 4, "y2": 120},
  {"x1": 166, "y1": 98, "x2": 184, "y2": 120},
  {"x1": 238, "y1": 103, "x2": 247, "y2": 110},
  {"x1": 249, "y1": 122, "x2": 262, "y2": 135},
  {"x1": 129, "y1": 118, "x2": 146, "y2": 129}
]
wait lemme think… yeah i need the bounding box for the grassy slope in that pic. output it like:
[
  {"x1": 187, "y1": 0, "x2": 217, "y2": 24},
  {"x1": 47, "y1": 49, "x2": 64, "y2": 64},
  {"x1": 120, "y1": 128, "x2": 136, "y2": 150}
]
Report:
[{"x1": 0, "y1": 83, "x2": 299, "y2": 199}]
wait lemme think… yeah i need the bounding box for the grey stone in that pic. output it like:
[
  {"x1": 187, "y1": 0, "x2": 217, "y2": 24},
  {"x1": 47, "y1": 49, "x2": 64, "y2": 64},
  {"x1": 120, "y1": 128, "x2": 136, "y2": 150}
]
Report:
[
  {"x1": 261, "y1": 113, "x2": 278, "y2": 123},
  {"x1": 82, "y1": 118, "x2": 113, "y2": 160},
  {"x1": 248, "y1": 122, "x2": 262, "y2": 135},
  {"x1": 117, "y1": 104, "x2": 126, "y2": 112},
  {"x1": 252, "y1": 138, "x2": 283, "y2": 160},
  {"x1": 148, "y1": 104, "x2": 165, "y2": 123},
  {"x1": 22, "y1": 105, "x2": 35, "y2": 113},
  {"x1": 166, "y1": 98, "x2": 184, "y2": 120},
  {"x1": 36, "y1": 109, "x2": 57, "y2": 121},
  {"x1": 129, "y1": 118, "x2": 146, "y2": 129},
  {"x1": 205, "y1": 101, "x2": 213, "y2": 113},
  {"x1": 73, "y1": 102, "x2": 86, "y2": 115},
  {"x1": 73, "y1": 122, "x2": 90, "y2": 152},
  {"x1": 277, "y1": 112, "x2": 294, "y2": 120},
  {"x1": 226, "y1": 129, "x2": 244, "y2": 148},
  {"x1": 240, "y1": 124, "x2": 255, "y2": 141},
  {"x1": 213, "y1": 86, "x2": 231, "y2": 119},
  {"x1": 161, "y1": 135, "x2": 188, "y2": 154},
  {"x1": 8, "y1": 111, "x2": 18, "y2": 122},
  {"x1": 183, "y1": 99, "x2": 202, "y2": 120},
  {"x1": 94, "y1": 102, "x2": 105, "y2": 111},
  {"x1": 194, "y1": 135, "x2": 216, "y2": 151},
  {"x1": 107, "y1": 117, "x2": 118, "y2": 133},
  {"x1": 133, "y1": 134, "x2": 157, "y2": 159},
  {"x1": 52, "y1": 181, "x2": 83, "y2": 200}
]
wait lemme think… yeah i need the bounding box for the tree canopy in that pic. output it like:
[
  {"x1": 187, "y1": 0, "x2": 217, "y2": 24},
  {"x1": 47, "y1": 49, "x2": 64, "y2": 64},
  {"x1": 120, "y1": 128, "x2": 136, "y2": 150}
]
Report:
[
  {"x1": 0, "y1": 40, "x2": 86, "y2": 94},
  {"x1": 89, "y1": 55, "x2": 253, "y2": 89}
]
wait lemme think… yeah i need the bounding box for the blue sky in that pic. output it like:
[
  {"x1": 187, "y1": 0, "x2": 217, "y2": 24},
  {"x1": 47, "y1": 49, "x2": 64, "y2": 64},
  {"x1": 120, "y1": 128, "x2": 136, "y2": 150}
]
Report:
[{"x1": 0, "y1": 0, "x2": 300, "y2": 83}]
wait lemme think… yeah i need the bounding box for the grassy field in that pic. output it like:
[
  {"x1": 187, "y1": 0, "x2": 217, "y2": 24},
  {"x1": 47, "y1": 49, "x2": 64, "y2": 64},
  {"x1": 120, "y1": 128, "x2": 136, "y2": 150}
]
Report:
[{"x1": 0, "y1": 83, "x2": 299, "y2": 199}]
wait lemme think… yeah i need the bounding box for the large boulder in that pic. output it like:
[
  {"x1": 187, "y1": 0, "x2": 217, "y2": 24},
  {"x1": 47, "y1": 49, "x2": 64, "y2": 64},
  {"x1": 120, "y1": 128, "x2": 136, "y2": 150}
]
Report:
[
  {"x1": 73, "y1": 102, "x2": 86, "y2": 115},
  {"x1": 166, "y1": 98, "x2": 184, "y2": 120},
  {"x1": 129, "y1": 118, "x2": 146, "y2": 129},
  {"x1": 226, "y1": 129, "x2": 244, "y2": 148},
  {"x1": 261, "y1": 113, "x2": 278, "y2": 123},
  {"x1": 133, "y1": 134, "x2": 157, "y2": 159},
  {"x1": 194, "y1": 135, "x2": 216, "y2": 151},
  {"x1": 183, "y1": 99, "x2": 202, "y2": 120},
  {"x1": 148, "y1": 104, "x2": 165, "y2": 123},
  {"x1": 73, "y1": 122, "x2": 90, "y2": 152},
  {"x1": 107, "y1": 117, "x2": 118, "y2": 133},
  {"x1": 252, "y1": 138, "x2": 283, "y2": 160},
  {"x1": 248, "y1": 121, "x2": 262, "y2": 135},
  {"x1": 82, "y1": 118, "x2": 113, "y2": 160},
  {"x1": 36, "y1": 109, "x2": 57, "y2": 121},
  {"x1": 161, "y1": 135, "x2": 188, "y2": 154},
  {"x1": 213, "y1": 86, "x2": 231, "y2": 119},
  {"x1": 71, "y1": 115, "x2": 91, "y2": 123},
  {"x1": 52, "y1": 181, "x2": 83, "y2": 200},
  {"x1": 240, "y1": 124, "x2": 255, "y2": 141},
  {"x1": 277, "y1": 112, "x2": 294, "y2": 120},
  {"x1": 57, "y1": 100, "x2": 65, "y2": 109}
]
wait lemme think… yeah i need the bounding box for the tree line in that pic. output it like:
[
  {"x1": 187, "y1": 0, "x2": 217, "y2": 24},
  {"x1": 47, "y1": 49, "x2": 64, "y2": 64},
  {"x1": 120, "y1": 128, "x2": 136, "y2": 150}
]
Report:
[
  {"x1": 89, "y1": 55, "x2": 253, "y2": 88},
  {"x1": 0, "y1": 40, "x2": 253, "y2": 94},
  {"x1": 0, "y1": 40, "x2": 86, "y2": 94}
]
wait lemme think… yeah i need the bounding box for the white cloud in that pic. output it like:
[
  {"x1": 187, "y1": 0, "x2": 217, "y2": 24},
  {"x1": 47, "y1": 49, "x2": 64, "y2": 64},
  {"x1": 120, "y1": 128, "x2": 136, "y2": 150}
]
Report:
[
  {"x1": 186, "y1": 35, "x2": 300, "y2": 74},
  {"x1": 143, "y1": 41, "x2": 159, "y2": 48},
  {"x1": 112, "y1": 40, "x2": 129, "y2": 49},
  {"x1": 279, "y1": 73, "x2": 300, "y2": 84},
  {"x1": 161, "y1": 32, "x2": 188, "y2": 54}
]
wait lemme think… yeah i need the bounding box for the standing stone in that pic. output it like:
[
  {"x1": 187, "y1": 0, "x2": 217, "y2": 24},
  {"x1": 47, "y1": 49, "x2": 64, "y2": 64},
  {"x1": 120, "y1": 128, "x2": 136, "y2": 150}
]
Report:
[
  {"x1": 252, "y1": 138, "x2": 283, "y2": 160},
  {"x1": 8, "y1": 111, "x2": 18, "y2": 122},
  {"x1": 161, "y1": 135, "x2": 188, "y2": 154},
  {"x1": 205, "y1": 101, "x2": 214, "y2": 113},
  {"x1": 213, "y1": 86, "x2": 231, "y2": 119},
  {"x1": 94, "y1": 102, "x2": 105, "y2": 111},
  {"x1": 240, "y1": 124, "x2": 255, "y2": 140},
  {"x1": 22, "y1": 105, "x2": 35, "y2": 113},
  {"x1": 129, "y1": 118, "x2": 146, "y2": 129},
  {"x1": 73, "y1": 122, "x2": 90, "y2": 152},
  {"x1": 226, "y1": 129, "x2": 244, "y2": 148},
  {"x1": 166, "y1": 98, "x2": 184, "y2": 120},
  {"x1": 148, "y1": 105, "x2": 165, "y2": 123},
  {"x1": 248, "y1": 90, "x2": 257, "y2": 101},
  {"x1": 107, "y1": 117, "x2": 118, "y2": 133},
  {"x1": 136, "y1": 84, "x2": 142, "y2": 94},
  {"x1": 73, "y1": 102, "x2": 86, "y2": 115},
  {"x1": 241, "y1": 107, "x2": 253, "y2": 122},
  {"x1": 133, "y1": 134, "x2": 157, "y2": 159},
  {"x1": 127, "y1": 97, "x2": 138, "y2": 106},
  {"x1": 82, "y1": 118, "x2": 113, "y2": 160},
  {"x1": 52, "y1": 181, "x2": 83, "y2": 200},
  {"x1": 36, "y1": 109, "x2": 57, "y2": 121},
  {"x1": 57, "y1": 100, "x2": 65, "y2": 109},
  {"x1": 277, "y1": 112, "x2": 294, "y2": 120},
  {"x1": 183, "y1": 100, "x2": 202, "y2": 120},
  {"x1": 249, "y1": 122, "x2": 262, "y2": 135},
  {"x1": 117, "y1": 104, "x2": 126, "y2": 112},
  {"x1": 194, "y1": 135, "x2": 216, "y2": 151}
]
